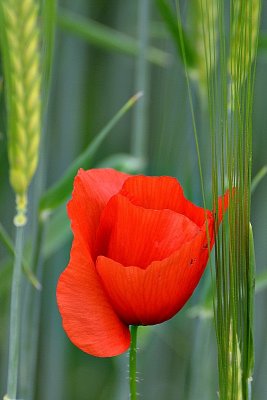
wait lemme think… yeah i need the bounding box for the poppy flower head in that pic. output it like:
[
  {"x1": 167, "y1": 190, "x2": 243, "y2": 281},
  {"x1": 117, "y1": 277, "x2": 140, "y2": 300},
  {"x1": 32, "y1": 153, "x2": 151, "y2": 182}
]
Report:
[{"x1": 57, "y1": 169, "x2": 229, "y2": 357}]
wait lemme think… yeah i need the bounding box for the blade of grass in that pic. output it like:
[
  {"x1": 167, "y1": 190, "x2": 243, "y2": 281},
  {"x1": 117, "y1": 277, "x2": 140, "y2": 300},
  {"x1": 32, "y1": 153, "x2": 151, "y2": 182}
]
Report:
[
  {"x1": 41, "y1": 0, "x2": 57, "y2": 109},
  {"x1": 39, "y1": 92, "x2": 143, "y2": 213},
  {"x1": 156, "y1": 0, "x2": 196, "y2": 68},
  {"x1": 251, "y1": 165, "x2": 267, "y2": 194},
  {"x1": 57, "y1": 7, "x2": 170, "y2": 67},
  {"x1": 0, "y1": 223, "x2": 41, "y2": 290}
]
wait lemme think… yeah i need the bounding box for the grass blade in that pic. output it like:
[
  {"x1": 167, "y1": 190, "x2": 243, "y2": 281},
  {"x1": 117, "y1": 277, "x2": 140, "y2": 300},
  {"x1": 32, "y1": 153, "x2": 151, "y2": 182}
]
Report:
[
  {"x1": 251, "y1": 165, "x2": 267, "y2": 194},
  {"x1": 0, "y1": 223, "x2": 41, "y2": 290},
  {"x1": 57, "y1": 7, "x2": 170, "y2": 67},
  {"x1": 41, "y1": 0, "x2": 57, "y2": 108},
  {"x1": 156, "y1": 0, "x2": 196, "y2": 68},
  {"x1": 39, "y1": 92, "x2": 142, "y2": 213}
]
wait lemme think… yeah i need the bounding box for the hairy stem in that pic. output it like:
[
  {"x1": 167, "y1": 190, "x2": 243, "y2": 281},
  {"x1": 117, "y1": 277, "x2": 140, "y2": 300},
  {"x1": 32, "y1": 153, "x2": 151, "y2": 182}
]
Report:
[{"x1": 129, "y1": 325, "x2": 138, "y2": 400}]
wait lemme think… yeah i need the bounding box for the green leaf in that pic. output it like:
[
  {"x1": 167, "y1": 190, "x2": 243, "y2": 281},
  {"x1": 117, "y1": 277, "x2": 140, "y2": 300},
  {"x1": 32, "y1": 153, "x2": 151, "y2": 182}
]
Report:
[
  {"x1": 0, "y1": 223, "x2": 41, "y2": 290},
  {"x1": 41, "y1": 0, "x2": 57, "y2": 107},
  {"x1": 57, "y1": 7, "x2": 170, "y2": 67},
  {"x1": 96, "y1": 153, "x2": 145, "y2": 174},
  {"x1": 156, "y1": 0, "x2": 196, "y2": 68},
  {"x1": 39, "y1": 92, "x2": 142, "y2": 213},
  {"x1": 251, "y1": 165, "x2": 267, "y2": 194}
]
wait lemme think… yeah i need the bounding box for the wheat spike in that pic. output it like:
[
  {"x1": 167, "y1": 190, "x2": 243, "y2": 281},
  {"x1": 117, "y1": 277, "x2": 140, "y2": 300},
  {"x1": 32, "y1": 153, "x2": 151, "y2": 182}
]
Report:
[
  {"x1": 189, "y1": 0, "x2": 218, "y2": 100},
  {"x1": 0, "y1": 0, "x2": 41, "y2": 225},
  {"x1": 229, "y1": 0, "x2": 260, "y2": 108}
]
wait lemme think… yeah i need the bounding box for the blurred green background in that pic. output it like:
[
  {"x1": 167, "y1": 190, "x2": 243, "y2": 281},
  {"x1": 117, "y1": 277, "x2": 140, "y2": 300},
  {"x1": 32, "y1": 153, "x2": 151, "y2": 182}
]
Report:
[{"x1": 1, "y1": 0, "x2": 267, "y2": 399}]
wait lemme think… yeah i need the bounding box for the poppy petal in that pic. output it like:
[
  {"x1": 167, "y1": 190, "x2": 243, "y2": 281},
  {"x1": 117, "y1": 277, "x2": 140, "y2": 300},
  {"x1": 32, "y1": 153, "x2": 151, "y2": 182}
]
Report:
[
  {"x1": 120, "y1": 175, "x2": 212, "y2": 227},
  {"x1": 95, "y1": 194, "x2": 200, "y2": 268},
  {"x1": 96, "y1": 227, "x2": 210, "y2": 326},
  {"x1": 68, "y1": 168, "x2": 129, "y2": 253},
  {"x1": 57, "y1": 238, "x2": 130, "y2": 357}
]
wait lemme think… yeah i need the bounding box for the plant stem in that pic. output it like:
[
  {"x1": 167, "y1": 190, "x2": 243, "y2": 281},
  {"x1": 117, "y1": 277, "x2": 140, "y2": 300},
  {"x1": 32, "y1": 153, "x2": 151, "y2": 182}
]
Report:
[
  {"x1": 20, "y1": 218, "x2": 45, "y2": 399},
  {"x1": 132, "y1": 0, "x2": 151, "y2": 163},
  {"x1": 129, "y1": 325, "x2": 138, "y2": 400},
  {"x1": 6, "y1": 225, "x2": 24, "y2": 398}
]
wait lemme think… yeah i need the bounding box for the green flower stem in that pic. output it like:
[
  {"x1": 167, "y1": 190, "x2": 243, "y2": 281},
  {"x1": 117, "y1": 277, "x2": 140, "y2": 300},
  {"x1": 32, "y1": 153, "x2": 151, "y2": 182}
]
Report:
[
  {"x1": 6, "y1": 225, "x2": 24, "y2": 399},
  {"x1": 129, "y1": 325, "x2": 138, "y2": 400}
]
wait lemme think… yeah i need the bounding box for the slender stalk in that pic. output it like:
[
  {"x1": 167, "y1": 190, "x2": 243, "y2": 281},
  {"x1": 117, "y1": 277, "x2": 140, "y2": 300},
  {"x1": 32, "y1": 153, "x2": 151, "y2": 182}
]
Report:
[
  {"x1": 132, "y1": 0, "x2": 151, "y2": 163},
  {"x1": 20, "y1": 219, "x2": 45, "y2": 399},
  {"x1": 129, "y1": 325, "x2": 138, "y2": 400},
  {"x1": 6, "y1": 225, "x2": 24, "y2": 398},
  {"x1": 175, "y1": 0, "x2": 208, "y2": 215}
]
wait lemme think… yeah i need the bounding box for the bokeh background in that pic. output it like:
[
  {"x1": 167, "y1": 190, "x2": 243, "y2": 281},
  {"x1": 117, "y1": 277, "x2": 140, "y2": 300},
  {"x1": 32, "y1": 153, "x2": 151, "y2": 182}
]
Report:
[{"x1": 0, "y1": 0, "x2": 267, "y2": 399}]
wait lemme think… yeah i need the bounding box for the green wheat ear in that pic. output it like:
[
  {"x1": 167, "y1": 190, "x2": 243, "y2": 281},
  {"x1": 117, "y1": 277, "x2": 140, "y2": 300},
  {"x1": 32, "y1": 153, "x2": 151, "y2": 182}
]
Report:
[
  {"x1": 228, "y1": 0, "x2": 260, "y2": 109},
  {"x1": 189, "y1": 0, "x2": 218, "y2": 101},
  {"x1": 0, "y1": 0, "x2": 41, "y2": 226}
]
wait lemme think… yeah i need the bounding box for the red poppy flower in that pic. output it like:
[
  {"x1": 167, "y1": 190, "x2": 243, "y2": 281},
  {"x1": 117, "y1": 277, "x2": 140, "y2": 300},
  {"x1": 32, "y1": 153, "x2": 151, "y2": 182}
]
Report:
[{"x1": 57, "y1": 168, "x2": 229, "y2": 357}]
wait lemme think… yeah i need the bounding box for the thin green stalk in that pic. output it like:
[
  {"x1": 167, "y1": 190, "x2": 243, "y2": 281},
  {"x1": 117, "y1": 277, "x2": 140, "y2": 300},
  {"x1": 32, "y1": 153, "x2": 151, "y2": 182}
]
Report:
[
  {"x1": 6, "y1": 225, "x2": 24, "y2": 399},
  {"x1": 41, "y1": 0, "x2": 57, "y2": 112},
  {"x1": 132, "y1": 0, "x2": 151, "y2": 164},
  {"x1": 20, "y1": 219, "x2": 45, "y2": 399},
  {"x1": 175, "y1": 0, "x2": 207, "y2": 211},
  {"x1": 129, "y1": 325, "x2": 138, "y2": 400}
]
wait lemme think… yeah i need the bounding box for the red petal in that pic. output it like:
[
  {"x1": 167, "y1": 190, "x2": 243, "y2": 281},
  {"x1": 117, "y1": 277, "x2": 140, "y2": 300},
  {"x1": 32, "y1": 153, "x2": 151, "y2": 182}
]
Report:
[
  {"x1": 95, "y1": 194, "x2": 200, "y2": 268},
  {"x1": 57, "y1": 168, "x2": 131, "y2": 357},
  {"x1": 120, "y1": 175, "x2": 212, "y2": 227},
  {"x1": 57, "y1": 238, "x2": 130, "y2": 357},
  {"x1": 68, "y1": 168, "x2": 129, "y2": 253},
  {"x1": 96, "y1": 223, "x2": 212, "y2": 326}
]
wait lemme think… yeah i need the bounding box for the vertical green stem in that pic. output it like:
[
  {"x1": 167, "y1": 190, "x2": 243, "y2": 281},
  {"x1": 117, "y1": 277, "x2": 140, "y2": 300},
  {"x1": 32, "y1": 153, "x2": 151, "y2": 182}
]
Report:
[
  {"x1": 6, "y1": 225, "x2": 24, "y2": 399},
  {"x1": 129, "y1": 325, "x2": 138, "y2": 400},
  {"x1": 132, "y1": 0, "x2": 151, "y2": 163},
  {"x1": 21, "y1": 219, "x2": 45, "y2": 399}
]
